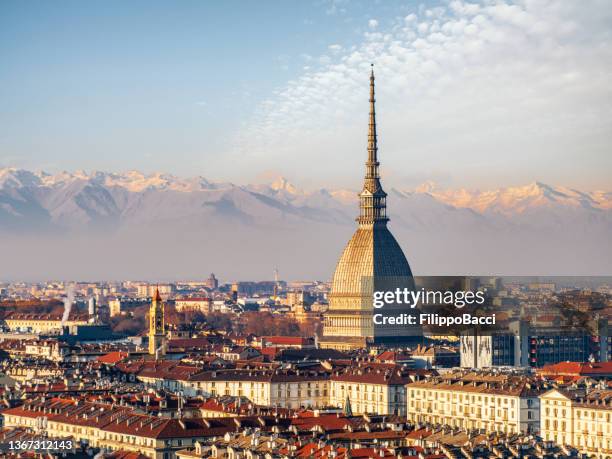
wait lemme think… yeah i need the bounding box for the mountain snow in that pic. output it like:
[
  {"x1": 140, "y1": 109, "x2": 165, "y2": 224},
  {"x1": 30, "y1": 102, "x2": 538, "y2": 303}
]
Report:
[{"x1": 0, "y1": 168, "x2": 610, "y2": 279}]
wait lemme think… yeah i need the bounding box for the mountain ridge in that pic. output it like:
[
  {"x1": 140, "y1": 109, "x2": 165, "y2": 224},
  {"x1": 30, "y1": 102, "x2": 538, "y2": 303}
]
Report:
[
  {"x1": 1, "y1": 167, "x2": 609, "y2": 227},
  {"x1": 1, "y1": 167, "x2": 610, "y2": 279}
]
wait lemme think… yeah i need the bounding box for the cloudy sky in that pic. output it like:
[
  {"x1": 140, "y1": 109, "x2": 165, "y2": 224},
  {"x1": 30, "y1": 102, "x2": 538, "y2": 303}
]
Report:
[{"x1": 1, "y1": 0, "x2": 611, "y2": 190}]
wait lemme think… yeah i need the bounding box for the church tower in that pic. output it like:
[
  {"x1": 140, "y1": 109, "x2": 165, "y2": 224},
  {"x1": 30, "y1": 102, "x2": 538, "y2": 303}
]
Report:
[
  {"x1": 148, "y1": 287, "x2": 166, "y2": 356},
  {"x1": 320, "y1": 66, "x2": 415, "y2": 350}
]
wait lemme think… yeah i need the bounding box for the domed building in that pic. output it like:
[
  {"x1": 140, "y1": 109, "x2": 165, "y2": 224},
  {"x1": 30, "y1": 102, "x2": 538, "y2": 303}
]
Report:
[{"x1": 319, "y1": 67, "x2": 416, "y2": 350}]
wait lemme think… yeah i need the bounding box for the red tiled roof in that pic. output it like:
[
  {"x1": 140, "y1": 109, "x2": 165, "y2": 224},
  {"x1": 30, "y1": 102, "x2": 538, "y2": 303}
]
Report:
[
  {"x1": 291, "y1": 413, "x2": 354, "y2": 432},
  {"x1": 97, "y1": 351, "x2": 129, "y2": 364},
  {"x1": 4, "y1": 312, "x2": 89, "y2": 321},
  {"x1": 107, "y1": 451, "x2": 150, "y2": 459},
  {"x1": 167, "y1": 338, "x2": 211, "y2": 349},
  {"x1": 262, "y1": 336, "x2": 311, "y2": 345},
  {"x1": 260, "y1": 347, "x2": 280, "y2": 357},
  {"x1": 406, "y1": 428, "x2": 433, "y2": 440},
  {"x1": 348, "y1": 447, "x2": 395, "y2": 458},
  {"x1": 539, "y1": 361, "x2": 612, "y2": 376},
  {"x1": 331, "y1": 363, "x2": 427, "y2": 385},
  {"x1": 175, "y1": 297, "x2": 211, "y2": 302},
  {"x1": 376, "y1": 350, "x2": 413, "y2": 361}
]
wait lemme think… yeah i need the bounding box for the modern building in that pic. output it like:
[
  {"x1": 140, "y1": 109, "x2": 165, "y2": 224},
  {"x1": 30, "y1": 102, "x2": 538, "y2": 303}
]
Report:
[
  {"x1": 461, "y1": 319, "x2": 610, "y2": 368},
  {"x1": 320, "y1": 68, "x2": 415, "y2": 350}
]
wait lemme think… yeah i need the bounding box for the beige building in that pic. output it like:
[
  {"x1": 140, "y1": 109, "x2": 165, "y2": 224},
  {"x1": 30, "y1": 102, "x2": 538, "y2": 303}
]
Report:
[
  {"x1": 108, "y1": 298, "x2": 122, "y2": 317},
  {"x1": 406, "y1": 372, "x2": 541, "y2": 434},
  {"x1": 138, "y1": 368, "x2": 330, "y2": 410},
  {"x1": 2, "y1": 312, "x2": 88, "y2": 334},
  {"x1": 24, "y1": 340, "x2": 68, "y2": 361},
  {"x1": 174, "y1": 297, "x2": 212, "y2": 313},
  {"x1": 137, "y1": 283, "x2": 175, "y2": 299},
  {"x1": 329, "y1": 363, "x2": 415, "y2": 415},
  {"x1": 540, "y1": 388, "x2": 612, "y2": 459},
  {"x1": 6, "y1": 364, "x2": 64, "y2": 383},
  {"x1": 2, "y1": 397, "x2": 237, "y2": 459}
]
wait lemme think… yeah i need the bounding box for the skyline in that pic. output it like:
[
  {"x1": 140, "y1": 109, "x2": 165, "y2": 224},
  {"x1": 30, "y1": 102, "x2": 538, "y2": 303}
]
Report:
[{"x1": 1, "y1": 0, "x2": 611, "y2": 190}]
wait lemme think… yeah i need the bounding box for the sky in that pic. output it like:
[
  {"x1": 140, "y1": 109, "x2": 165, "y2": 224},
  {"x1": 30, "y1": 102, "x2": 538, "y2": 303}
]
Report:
[{"x1": 1, "y1": 0, "x2": 611, "y2": 191}]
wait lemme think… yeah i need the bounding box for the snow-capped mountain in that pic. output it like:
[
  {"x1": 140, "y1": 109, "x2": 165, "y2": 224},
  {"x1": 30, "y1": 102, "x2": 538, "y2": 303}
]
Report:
[
  {"x1": 0, "y1": 168, "x2": 610, "y2": 280},
  {"x1": 420, "y1": 182, "x2": 611, "y2": 215}
]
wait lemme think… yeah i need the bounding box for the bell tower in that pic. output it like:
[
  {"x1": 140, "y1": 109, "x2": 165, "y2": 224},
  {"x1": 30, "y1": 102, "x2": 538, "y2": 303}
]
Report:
[{"x1": 148, "y1": 287, "x2": 166, "y2": 356}]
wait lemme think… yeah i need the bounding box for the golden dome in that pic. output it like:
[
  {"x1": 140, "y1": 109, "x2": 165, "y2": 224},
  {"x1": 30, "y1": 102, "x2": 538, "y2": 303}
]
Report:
[{"x1": 329, "y1": 225, "x2": 412, "y2": 311}]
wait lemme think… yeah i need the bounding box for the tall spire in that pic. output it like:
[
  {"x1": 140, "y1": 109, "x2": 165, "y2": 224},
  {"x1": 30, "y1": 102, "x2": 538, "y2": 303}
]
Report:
[
  {"x1": 367, "y1": 64, "x2": 378, "y2": 168},
  {"x1": 358, "y1": 65, "x2": 388, "y2": 226}
]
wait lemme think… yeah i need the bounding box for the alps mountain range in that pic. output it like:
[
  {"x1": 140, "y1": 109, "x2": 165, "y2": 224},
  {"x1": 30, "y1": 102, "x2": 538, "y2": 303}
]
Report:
[{"x1": 1, "y1": 168, "x2": 610, "y2": 280}]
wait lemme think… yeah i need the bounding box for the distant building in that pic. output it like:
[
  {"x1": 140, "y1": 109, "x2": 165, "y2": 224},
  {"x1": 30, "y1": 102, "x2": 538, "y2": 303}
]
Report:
[
  {"x1": 285, "y1": 290, "x2": 314, "y2": 308},
  {"x1": 137, "y1": 283, "x2": 175, "y2": 299},
  {"x1": 528, "y1": 282, "x2": 556, "y2": 291},
  {"x1": 257, "y1": 336, "x2": 315, "y2": 349},
  {"x1": 108, "y1": 298, "x2": 122, "y2": 317},
  {"x1": 205, "y1": 273, "x2": 219, "y2": 290},
  {"x1": 411, "y1": 345, "x2": 460, "y2": 369},
  {"x1": 2, "y1": 312, "x2": 88, "y2": 334},
  {"x1": 231, "y1": 281, "x2": 281, "y2": 297},
  {"x1": 174, "y1": 297, "x2": 211, "y2": 313},
  {"x1": 108, "y1": 297, "x2": 149, "y2": 317},
  {"x1": 461, "y1": 319, "x2": 610, "y2": 368}
]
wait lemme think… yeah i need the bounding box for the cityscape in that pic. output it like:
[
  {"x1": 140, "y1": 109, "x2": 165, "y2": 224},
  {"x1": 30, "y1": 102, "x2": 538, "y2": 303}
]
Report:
[
  {"x1": 0, "y1": 70, "x2": 611, "y2": 459},
  {"x1": 1, "y1": 0, "x2": 611, "y2": 458}
]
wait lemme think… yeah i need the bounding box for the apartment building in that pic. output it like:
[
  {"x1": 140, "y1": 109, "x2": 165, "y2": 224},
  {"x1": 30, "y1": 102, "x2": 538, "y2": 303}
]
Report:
[
  {"x1": 1, "y1": 397, "x2": 244, "y2": 459},
  {"x1": 174, "y1": 297, "x2": 212, "y2": 313},
  {"x1": 2, "y1": 312, "x2": 89, "y2": 334},
  {"x1": 137, "y1": 366, "x2": 330, "y2": 410},
  {"x1": 329, "y1": 363, "x2": 421, "y2": 416},
  {"x1": 540, "y1": 388, "x2": 612, "y2": 459},
  {"x1": 406, "y1": 372, "x2": 542, "y2": 434}
]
